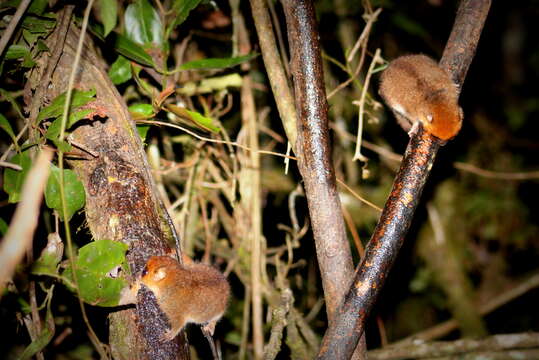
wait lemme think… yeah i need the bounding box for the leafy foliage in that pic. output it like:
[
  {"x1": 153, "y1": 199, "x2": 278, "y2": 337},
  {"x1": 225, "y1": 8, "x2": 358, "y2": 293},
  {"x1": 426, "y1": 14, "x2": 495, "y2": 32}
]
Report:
[
  {"x1": 125, "y1": 0, "x2": 163, "y2": 47},
  {"x1": 44, "y1": 165, "x2": 85, "y2": 221},
  {"x1": 108, "y1": 55, "x2": 132, "y2": 84},
  {"x1": 178, "y1": 53, "x2": 258, "y2": 71},
  {"x1": 166, "y1": 0, "x2": 203, "y2": 37},
  {"x1": 89, "y1": 25, "x2": 155, "y2": 66},
  {"x1": 98, "y1": 0, "x2": 117, "y2": 37},
  {"x1": 36, "y1": 89, "x2": 96, "y2": 124},
  {"x1": 64, "y1": 240, "x2": 129, "y2": 307},
  {"x1": 0, "y1": 113, "x2": 17, "y2": 144},
  {"x1": 3, "y1": 150, "x2": 32, "y2": 203}
]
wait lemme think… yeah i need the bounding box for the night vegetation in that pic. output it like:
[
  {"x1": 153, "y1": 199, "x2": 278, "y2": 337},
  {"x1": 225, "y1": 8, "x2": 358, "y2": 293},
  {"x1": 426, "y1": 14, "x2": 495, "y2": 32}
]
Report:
[{"x1": 0, "y1": 0, "x2": 538, "y2": 359}]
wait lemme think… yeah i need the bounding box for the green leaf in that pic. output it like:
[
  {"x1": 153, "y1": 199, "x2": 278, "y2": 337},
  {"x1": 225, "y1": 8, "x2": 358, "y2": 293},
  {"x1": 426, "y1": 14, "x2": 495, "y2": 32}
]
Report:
[
  {"x1": 0, "y1": 114, "x2": 15, "y2": 138},
  {"x1": 45, "y1": 165, "x2": 85, "y2": 221},
  {"x1": 129, "y1": 104, "x2": 154, "y2": 140},
  {"x1": 17, "y1": 297, "x2": 31, "y2": 314},
  {"x1": 5, "y1": 44, "x2": 29, "y2": 60},
  {"x1": 0, "y1": 113, "x2": 17, "y2": 143},
  {"x1": 129, "y1": 103, "x2": 153, "y2": 116},
  {"x1": 110, "y1": 33, "x2": 155, "y2": 66},
  {"x1": 125, "y1": 0, "x2": 163, "y2": 46},
  {"x1": 22, "y1": 29, "x2": 36, "y2": 45},
  {"x1": 45, "y1": 108, "x2": 93, "y2": 141},
  {"x1": 68, "y1": 108, "x2": 93, "y2": 126},
  {"x1": 21, "y1": 15, "x2": 56, "y2": 34},
  {"x1": 99, "y1": 0, "x2": 118, "y2": 37},
  {"x1": 21, "y1": 52, "x2": 36, "y2": 68},
  {"x1": 28, "y1": 0, "x2": 48, "y2": 15},
  {"x1": 45, "y1": 120, "x2": 64, "y2": 141},
  {"x1": 109, "y1": 55, "x2": 132, "y2": 84},
  {"x1": 179, "y1": 53, "x2": 258, "y2": 71},
  {"x1": 19, "y1": 326, "x2": 54, "y2": 360},
  {"x1": 177, "y1": 73, "x2": 242, "y2": 96},
  {"x1": 137, "y1": 125, "x2": 150, "y2": 140},
  {"x1": 3, "y1": 151, "x2": 32, "y2": 203},
  {"x1": 0, "y1": 218, "x2": 8, "y2": 236},
  {"x1": 36, "y1": 39, "x2": 49, "y2": 53},
  {"x1": 0, "y1": 88, "x2": 24, "y2": 120},
  {"x1": 51, "y1": 139, "x2": 72, "y2": 153},
  {"x1": 184, "y1": 108, "x2": 220, "y2": 133},
  {"x1": 167, "y1": 0, "x2": 203, "y2": 37},
  {"x1": 88, "y1": 23, "x2": 154, "y2": 66},
  {"x1": 132, "y1": 65, "x2": 154, "y2": 94},
  {"x1": 32, "y1": 233, "x2": 64, "y2": 277},
  {"x1": 37, "y1": 89, "x2": 96, "y2": 123},
  {"x1": 167, "y1": 104, "x2": 220, "y2": 133},
  {"x1": 64, "y1": 240, "x2": 129, "y2": 307}
]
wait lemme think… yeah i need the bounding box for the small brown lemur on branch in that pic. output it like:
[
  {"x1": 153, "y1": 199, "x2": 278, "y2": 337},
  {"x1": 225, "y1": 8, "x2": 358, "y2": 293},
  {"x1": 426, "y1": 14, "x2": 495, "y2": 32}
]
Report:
[
  {"x1": 121, "y1": 254, "x2": 230, "y2": 341},
  {"x1": 379, "y1": 54, "x2": 463, "y2": 141}
]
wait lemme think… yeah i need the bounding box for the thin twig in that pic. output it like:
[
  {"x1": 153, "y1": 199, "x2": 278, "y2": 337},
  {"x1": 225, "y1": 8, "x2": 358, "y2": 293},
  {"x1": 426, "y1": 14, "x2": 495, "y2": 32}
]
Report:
[
  {"x1": 239, "y1": 71, "x2": 265, "y2": 359},
  {"x1": 347, "y1": 8, "x2": 382, "y2": 63},
  {"x1": 138, "y1": 119, "x2": 297, "y2": 160},
  {"x1": 249, "y1": 0, "x2": 298, "y2": 148},
  {"x1": 333, "y1": 123, "x2": 539, "y2": 180},
  {"x1": 0, "y1": 122, "x2": 30, "y2": 163},
  {"x1": 267, "y1": 0, "x2": 290, "y2": 78},
  {"x1": 239, "y1": 287, "x2": 252, "y2": 360},
  {"x1": 352, "y1": 48, "x2": 382, "y2": 162},
  {"x1": 0, "y1": 149, "x2": 53, "y2": 292},
  {"x1": 0, "y1": 161, "x2": 22, "y2": 170},
  {"x1": 341, "y1": 205, "x2": 365, "y2": 259},
  {"x1": 326, "y1": 7, "x2": 382, "y2": 100},
  {"x1": 336, "y1": 178, "x2": 382, "y2": 212},
  {"x1": 454, "y1": 162, "x2": 539, "y2": 180},
  {"x1": 264, "y1": 288, "x2": 292, "y2": 360}
]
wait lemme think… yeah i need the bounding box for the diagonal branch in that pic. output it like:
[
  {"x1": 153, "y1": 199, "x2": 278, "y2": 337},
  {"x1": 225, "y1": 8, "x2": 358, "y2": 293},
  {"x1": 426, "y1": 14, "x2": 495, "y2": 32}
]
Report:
[{"x1": 317, "y1": 1, "x2": 492, "y2": 359}]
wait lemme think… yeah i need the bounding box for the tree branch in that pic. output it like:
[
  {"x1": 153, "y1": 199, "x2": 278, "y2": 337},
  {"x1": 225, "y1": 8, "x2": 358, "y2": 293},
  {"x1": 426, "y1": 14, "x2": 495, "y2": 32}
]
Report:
[
  {"x1": 282, "y1": 0, "x2": 366, "y2": 358},
  {"x1": 368, "y1": 332, "x2": 539, "y2": 360},
  {"x1": 31, "y1": 13, "x2": 190, "y2": 359},
  {"x1": 249, "y1": 0, "x2": 298, "y2": 149},
  {"x1": 317, "y1": 1, "x2": 492, "y2": 358}
]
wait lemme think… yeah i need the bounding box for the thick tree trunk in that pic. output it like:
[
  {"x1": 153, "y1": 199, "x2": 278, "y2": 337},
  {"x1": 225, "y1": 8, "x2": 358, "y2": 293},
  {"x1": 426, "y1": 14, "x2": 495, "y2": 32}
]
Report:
[{"x1": 27, "y1": 10, "x2": 189, "y2": 359}]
